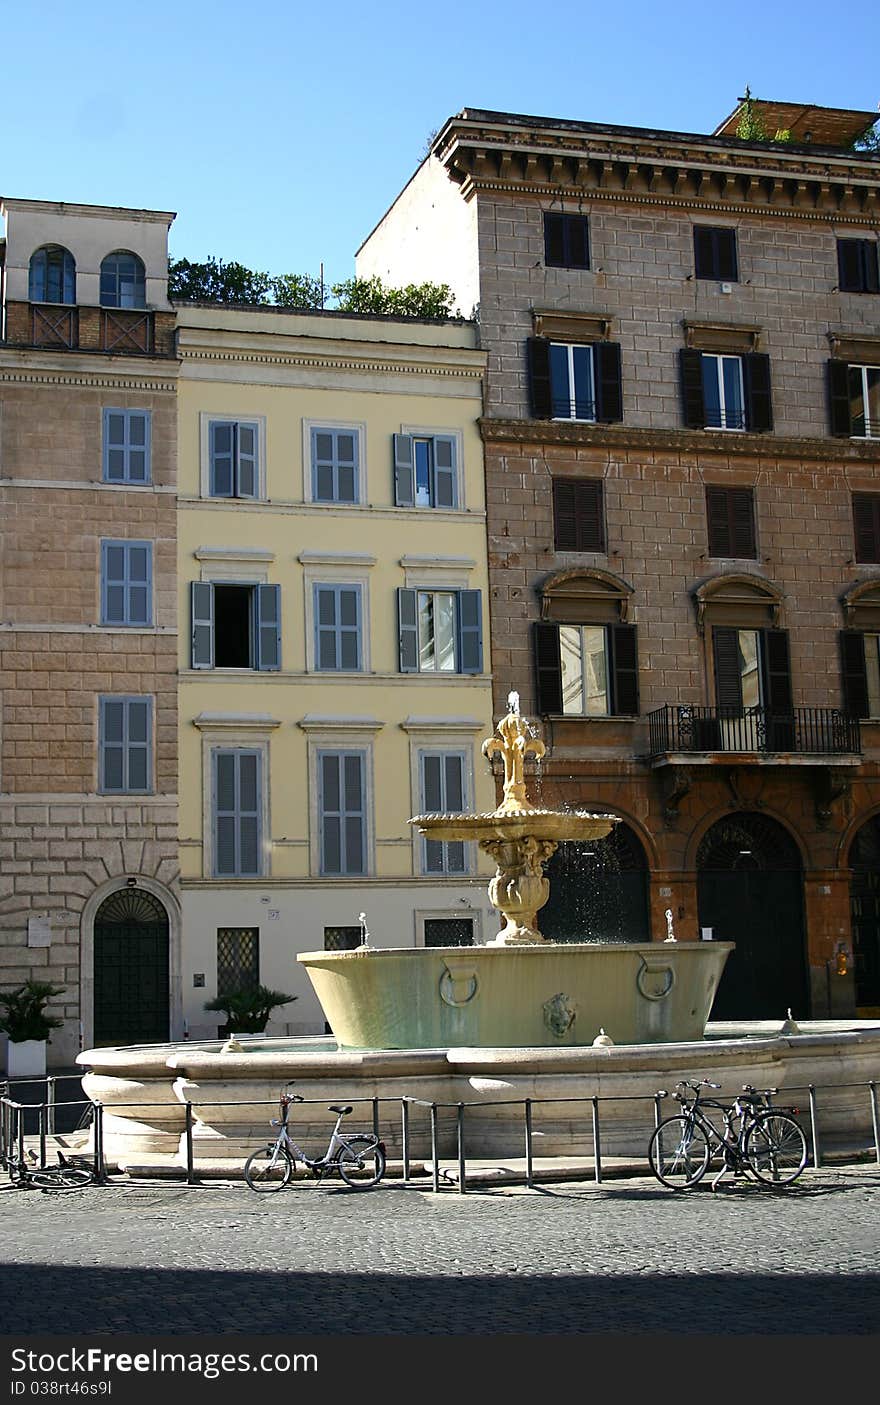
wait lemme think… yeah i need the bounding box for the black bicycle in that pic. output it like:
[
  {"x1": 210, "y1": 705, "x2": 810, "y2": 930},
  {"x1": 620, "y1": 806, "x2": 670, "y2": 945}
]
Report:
[
  {"x1": 6, "y1": 1147, "x2": 94, "y2": 1193},
  {"x1": 648, "y1": 1079, "x2": 808, "y2": 1190}
]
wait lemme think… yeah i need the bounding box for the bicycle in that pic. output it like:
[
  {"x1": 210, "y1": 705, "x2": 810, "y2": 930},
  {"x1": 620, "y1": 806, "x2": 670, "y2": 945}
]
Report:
[
  {"x1": 5, "y1": 1146, "x2": 94, "y2": 1193},
  {"x1": 244, "y1": 1085, "x2": 387, "y2": 1192},
  {"x1": 648, "y1": 1079, "x2": 808, "y2": 1191}
]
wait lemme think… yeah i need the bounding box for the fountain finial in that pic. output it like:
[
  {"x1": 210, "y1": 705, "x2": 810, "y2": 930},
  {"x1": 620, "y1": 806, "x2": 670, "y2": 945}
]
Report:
[{"x1": 482, "y1": 695, "x2": 546, "y2": 815}]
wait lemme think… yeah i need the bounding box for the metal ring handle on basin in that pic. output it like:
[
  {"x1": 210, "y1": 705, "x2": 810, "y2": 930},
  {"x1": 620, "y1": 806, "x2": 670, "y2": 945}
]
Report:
[
  {"x1": 636, "y1": 958, "x2": 676, "y2": 1001},
  {"x1": 439, "y1": 965, "x2": 480, "y2": 1007}
]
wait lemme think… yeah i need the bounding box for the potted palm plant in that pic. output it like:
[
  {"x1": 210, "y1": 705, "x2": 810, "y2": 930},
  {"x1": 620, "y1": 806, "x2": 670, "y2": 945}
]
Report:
[
  {"x1": 0, "y1": 979, "x2": 65, "y2": 1077},
  {"x1": 203, "y1": 985, "x2": 297, "y2": 1036}
]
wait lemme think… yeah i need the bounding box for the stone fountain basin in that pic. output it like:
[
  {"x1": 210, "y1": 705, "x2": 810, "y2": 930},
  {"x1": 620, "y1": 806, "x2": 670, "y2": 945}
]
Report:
[
  {"x1": 410, "y1": 810, "x2": 617, "y2": 842},
  {"x1": 297, "y1": 941, "x2": 734, "y2": 1049}
]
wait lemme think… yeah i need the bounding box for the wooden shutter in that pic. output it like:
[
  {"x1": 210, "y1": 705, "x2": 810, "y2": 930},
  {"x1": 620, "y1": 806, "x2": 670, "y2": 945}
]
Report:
[
  {"x1": 553, "y1": 479, "x2": 605, "y2": 552},
  {"x1": 527, "y1": 338, "x2": 553, "y2": 419},
  {"x1": 125, "y1": 698, "x2": 151, "y2": 793},
  {"x1": 705, "y1": 487, "x2": 732, "y2": 557},
  {"x1": 610, "y1": 624, "x2": 639, "y2": 715},
  {"x1": 717, "y1": 229, "x2": 738, "y2": 282},
  {"x1": 594, "y1": 341, "x2": 623, "y2": 423},
  {"x1": 534, "y1": 622, "x2": 563, "y2": 714},
  {"x1": 543, "y1": 213, "x2": 566, "y2": 266},
  {"x1": 693, "y1": 227, "x2": 715, "y2": 278},
  {"x1": 393, "y1": 434, "x2": 415, "y2": 506},
  {"x1": 853, "y1": 494, "x2": 880, "y2": 563},
  {"x1": 209, "y1": 422, "x2": 234, "y2": 497},
  {"x1": 568, "y1": 215, "x2": 590, "y2": 269},
  {"x1": 103, "y1": 410, "x2": 127, "y2": 482},
  {"x1": 865, "y1": 243, "x2": 880, "y2": 294},
  {"x1": 236, "y1": 423, "x2": 258, "y2": 498},
  {"x1": 713, "y1": 627, "x2": 743, "y2": 709},
  {"x1": 99, "y1": 698, "x2": 125, "y2": 792},
  {"x1": 840, "y1": 631, "x2": 870, "y2": 718},
  {"x1": 679, "y1": 348, "x2": 705, "y2": 428},
  {"x1": 761, "y1": 629, "x2": 793, "y2": 714},
  {"x1": 255, "y1": 583, "x2": 281, "y2": 671},
  {"x1": 433, "y1": 435, "x2": 457, "y2": 508},
  {"x1": 838, "y1": 239, "x2": 863, "y2": 292},
  {"x1": 743, "y1": 353, "x2": 773, "y2": 432},
  {"x1": 456, "y1": 590, "x2": 482, "y2": 674},
  {"x1": 828, "y1": 360, "x2": 853, "y2": 437},
  {"x1": 706, "y1": 486, "x2": 755, "y2": 558},
  {"x1": 397, "y1": 588, "x2": 419, "y2": 671},
  {"x1": 191, "y1": 582, "x2": 214, "y2": 668}
]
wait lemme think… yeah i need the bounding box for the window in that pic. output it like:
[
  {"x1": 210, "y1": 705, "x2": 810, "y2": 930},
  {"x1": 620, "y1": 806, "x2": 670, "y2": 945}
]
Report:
[
  {"x1": 534, "y1": 621, "x2": 639, "y2": 716},
  {"x1": 213, "y1": 749, "x2": 262, "y2": 878},
  {"x1": 190, "y1": 582, "x2": 280, "y2": 669},
  {"x1": 705, "y1": 486, "x2": 757, "y2": 559},
  {"x1": 393, "y1": 433, "x2": 458, "y2": 508},
  {"x1": 712, "y1": 626, "x2": 794, "y2": 748},
  {"x1": 419, "y1": 751, "x2": 468, "y2": 874},
  {"x1": 527, "y1": 338, "x2": 623, "y2": 423},
  {"x1": 852, "y1": 495, "x2": 880, "y2": 564},
  {"x1": 398, "y1": 588, "x2": 482, "y2": 674},
  {"x1": 324, "y1": 926, "x2": 362, "y2": 951},
  {"x1": 693, "y1": 227, "x2": 738, "y2": 281},
  {"x1": 101, "y1": 540, "x2": 152, "y2": 626},
  {"x1": 424, "y1": 917, "x2": 474, "y2": 947},
  {"x1": 208, "y1": 421, "x2": 259, "y2": 499},
  {"x1": 103, "y1": 409, "x2": 151, "y2": 484},
  {"x1": 98, "y1": 696, "x2": 152, "y2": 794},
  {"x1": 100, "y1": 251, "x2": 146, "y2": 309},
  {"x1": 841, "y1": 632, "x2": 880, "y2": 718},
  {"x1": 829, "y1": 362, "x2": 880, "y2": 439},
  {"x1": 837, "y1": 239, "x2": 879, "y2": 294},
  {"x1": 314, "y1": 584, "x2": 362, "y2": 671},
  {"x1": 679, "y1": 349, "x2": 772, "y2": 432},
  {"x1": 217, "y1": 927, "x2": 260, "y2": 994},
  {"x1": 28, "y1": 245, "x2": 75, "y2": 304},
  {"x1": 543, "y1": 212, "x2": 590, "y2": 269},
  {"x1": 318, "y1": 750, "x2": 366, "y2": 876},
  {"x1": 553, "y1": 479, "x2": 605, "y2": 553},
  {"x1": 311, "y1": 427, "x2": 359, "y2": 503}
]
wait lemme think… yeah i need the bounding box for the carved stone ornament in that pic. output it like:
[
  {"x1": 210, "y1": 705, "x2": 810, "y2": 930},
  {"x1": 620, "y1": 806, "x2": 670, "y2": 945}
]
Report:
[{"x1": 543, "y1": 992, "x2": 577, "y2": 1037}]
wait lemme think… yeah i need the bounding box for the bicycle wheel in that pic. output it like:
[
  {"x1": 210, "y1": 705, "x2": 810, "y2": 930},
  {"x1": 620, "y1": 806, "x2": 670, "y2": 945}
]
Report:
[
  {"x1": 648, "y1": 1116, "x2": 711, "y2": 1189},
  {"x1": 744, "y1": 1113, "x2": 808, "y2": 1187},
  {"x1": 337, "y1": 1135, "x2": 386, "y2": 1190},
  {"x1": 29, "y1": 1166, "x2": 93, "y2": 1192},
  {"x1": 244, "y1": 1144, "x2": 294, "y2": 1192}
]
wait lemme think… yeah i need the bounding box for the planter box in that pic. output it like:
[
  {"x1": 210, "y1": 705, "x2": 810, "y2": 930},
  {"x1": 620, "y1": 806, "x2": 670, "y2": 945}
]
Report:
[{"x1": 5, "y1": 1039, "x2": 47, "y2": 1078}]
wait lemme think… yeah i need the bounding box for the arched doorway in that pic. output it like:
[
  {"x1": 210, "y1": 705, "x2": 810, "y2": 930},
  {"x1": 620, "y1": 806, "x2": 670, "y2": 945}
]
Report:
[
  {"x1": 848, "y1": 817, "x2": 880, "y2": 1014},
  {"x1": 697, "y1": 812, "x2": 807, "y2": 1019},
  {"x1": 93, "y1": 888, "x2": 170, "y2": 1046},
  {"x1": 541, "y1": 821, "x2": 650, "y2": 944}
]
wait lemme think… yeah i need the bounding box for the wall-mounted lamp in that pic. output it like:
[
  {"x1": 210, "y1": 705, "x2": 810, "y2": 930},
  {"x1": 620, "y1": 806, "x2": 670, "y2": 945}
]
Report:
[
  {"x1": 126, "y1": 877, "x2": 137, "y2": 888},
  {"x1": 835, "y1": 941, "x2": 851, "y2": 977}
]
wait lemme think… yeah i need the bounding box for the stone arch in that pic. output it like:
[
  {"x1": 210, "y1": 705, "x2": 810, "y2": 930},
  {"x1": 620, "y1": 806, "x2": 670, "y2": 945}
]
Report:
[
  {"x1": 80, "y1": 875, "x2": 181, "y2": 1051},
  {"x1": 684, "y1": 801, "x2": 810, "y2": 873},
  {"x1": 541, "y1": 817, "x2": 651, "y2": 944}
]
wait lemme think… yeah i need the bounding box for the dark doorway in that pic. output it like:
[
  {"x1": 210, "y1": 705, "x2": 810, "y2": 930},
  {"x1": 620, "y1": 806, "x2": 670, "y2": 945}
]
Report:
[
  {"x1": 849, "y1": 817, "x2": 880, "y2": 1014},
  {"x1": 697, "y1": 813, "x2": 806, "y2": 1019},
  {"x1": 93, "y1": 888, "x2": 170, "y2": 1046},
  {"x1": 541, "y1": 822, "x2": 650, "y2": 944}
]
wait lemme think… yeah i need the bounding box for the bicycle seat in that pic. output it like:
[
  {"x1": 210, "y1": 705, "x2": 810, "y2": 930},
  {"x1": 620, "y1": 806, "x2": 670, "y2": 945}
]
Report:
[{"x1": 329, "y1": 1104, "x2": 352, "y2": 1115}]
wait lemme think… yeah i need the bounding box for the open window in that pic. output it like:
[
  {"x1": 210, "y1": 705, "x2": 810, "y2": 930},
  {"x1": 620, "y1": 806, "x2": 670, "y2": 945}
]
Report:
[
  {"x1": 534, "y1": 570, "x2": 638, "y2": 717},
  {"x1": 191, "y1": 582, "x2": 280, "y2": 670}
]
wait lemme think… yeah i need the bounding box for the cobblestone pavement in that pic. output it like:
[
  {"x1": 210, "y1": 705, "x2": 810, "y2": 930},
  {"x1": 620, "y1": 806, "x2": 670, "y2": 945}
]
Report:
[{"x1": 1, "y1": 1166, "x2": 879, "y2": 1335}]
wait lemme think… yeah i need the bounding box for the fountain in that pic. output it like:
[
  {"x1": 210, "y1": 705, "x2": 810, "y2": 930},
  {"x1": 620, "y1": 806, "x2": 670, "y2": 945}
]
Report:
[{"x1": 74, "y1": 695, "x2": 880, "y2": 1173}]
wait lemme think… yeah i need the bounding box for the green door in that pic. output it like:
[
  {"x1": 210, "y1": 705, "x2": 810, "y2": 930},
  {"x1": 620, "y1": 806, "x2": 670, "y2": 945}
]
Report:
[
  {"x1": 849, "y1": 818, "x2": 880, "y2": 1014},
  {"x1": 542, "y1": 822, "x2": 649, "y2": 944},
  {"x1": 93, "y1": 889, "x2": 170, "y2": 1046}
]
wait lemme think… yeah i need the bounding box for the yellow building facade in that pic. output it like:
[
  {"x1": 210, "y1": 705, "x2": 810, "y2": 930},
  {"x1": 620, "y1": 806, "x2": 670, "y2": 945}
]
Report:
[{"x1": 176, "y1": 306, "x2": 495, "y2": 1037}]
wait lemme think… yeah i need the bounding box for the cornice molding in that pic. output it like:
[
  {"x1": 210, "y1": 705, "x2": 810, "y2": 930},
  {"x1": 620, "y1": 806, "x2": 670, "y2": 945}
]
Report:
[
  {"x1": 479, "y1": 417, "x2": 880, "y2": 463},
  {"x1": 0, "y1": 365, "x2": 177, "y2": 392},
  {"x1": 178, "y1": 345, "x2": 483, "y2": 382}
]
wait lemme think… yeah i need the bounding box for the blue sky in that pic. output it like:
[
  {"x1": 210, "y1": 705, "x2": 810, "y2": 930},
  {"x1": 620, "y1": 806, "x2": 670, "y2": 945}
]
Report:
[{"x1": 4, "y1": 0, "x2": 878, "y2": 289}]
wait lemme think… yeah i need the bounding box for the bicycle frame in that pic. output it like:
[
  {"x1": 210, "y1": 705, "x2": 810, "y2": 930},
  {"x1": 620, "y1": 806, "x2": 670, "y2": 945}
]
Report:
[
  {"x1": 272, "y1": 1100, "x2": 355, "y2": 1174},
  {"x1": 667, "y1": 1081, "x2": 801, "y2": 1189}
]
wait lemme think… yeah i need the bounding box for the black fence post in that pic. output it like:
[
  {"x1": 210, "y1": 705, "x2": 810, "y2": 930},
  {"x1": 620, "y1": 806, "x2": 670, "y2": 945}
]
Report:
[
  {"x1": 456, "y1": 1102, "x2": 467, "y2": 1195},
  {"x1": 430, "y1": 1103, "x2": 440, "y2": 1193},
  {"x1": 371, "y1": 1097, "x2": 380, "y2": 1143},
  {"x1": 869, "y1": 1080, "x2": 880, "y2": 1169},
  {"x1": 808, "y1": 1084, "x2": 821, "y2": 1168},
  {"x1": 592, "y1": 1096, "x2": 602, "y2": 1184},
  {"x1": 185, "y1": 1101, "x2": 196, "y2": 1185},
  {"x1": 93, "y1": 1101, "x2": 107, "y2": 1184},
  {"x1": 401, "y1": 1100, "x2": 410, "y2": 1185},
  {"x1": 17, "y1": 1104, "x2": 25, "y2": 1178},
  {"x1": 653, "y1": 1092, "x2": 664, "y2": 1131},
  {"x1": 524, "y1": 1099, "x2": 533, "y2": 1188},
  {"x1": 38, "y1": 1103, "x2": 47, "y2": 1171}
]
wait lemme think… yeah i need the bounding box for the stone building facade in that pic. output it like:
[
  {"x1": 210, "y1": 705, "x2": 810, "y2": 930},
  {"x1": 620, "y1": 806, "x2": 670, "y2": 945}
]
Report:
[
  {"x1": 0, "y1": 200, "x2": 179, "y2": 1064},
  {"x1": 359, "y1": 98, "x2": 880, "y2": 1019}
]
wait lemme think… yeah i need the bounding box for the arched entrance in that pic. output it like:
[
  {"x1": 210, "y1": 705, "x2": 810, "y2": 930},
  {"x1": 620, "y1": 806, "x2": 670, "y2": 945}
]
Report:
[
  {"x1": 93, "y1": 888, "x2": 170, "y2": 1046},
  {"x1": 848, "y1": 817, "x2": 880, "y2": 1014},
  {"x1": 697, "y1": 812, "x2": 807, "y2": 1019},
  {"x1": 541, "y1": 822, "x2": 650, "y2": 944}
]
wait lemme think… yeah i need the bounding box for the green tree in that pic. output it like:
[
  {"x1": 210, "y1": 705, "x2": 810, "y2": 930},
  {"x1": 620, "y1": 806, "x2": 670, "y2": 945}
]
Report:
[
  {"x1": 331, "y1": 275, "x2": 455, "y2": 318},
  {"x1": 736, "y1": 87, "x2": 767, "y2": 143},
  {"x1": 168, "y1": 256, "x2": 273, "y2": 304},
  {"x1": 271, "y1": 272, "x2": 325, "y2": 309}
]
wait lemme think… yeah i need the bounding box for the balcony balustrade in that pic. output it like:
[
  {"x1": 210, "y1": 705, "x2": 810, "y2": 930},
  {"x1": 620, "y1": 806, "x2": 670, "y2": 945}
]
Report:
[{"x1": 648, "y1": 705, "x2": 861, "y2": 758}]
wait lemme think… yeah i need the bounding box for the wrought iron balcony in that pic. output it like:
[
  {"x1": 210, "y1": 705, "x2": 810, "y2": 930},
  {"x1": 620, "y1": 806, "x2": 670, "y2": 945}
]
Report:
[{"x1": 648, "y1": 705, "x2": 861, "y2": 758}]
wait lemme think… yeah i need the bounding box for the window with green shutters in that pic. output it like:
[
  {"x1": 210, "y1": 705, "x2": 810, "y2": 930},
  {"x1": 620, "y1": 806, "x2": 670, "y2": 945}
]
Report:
[
  {"x1": 318, "y1": 750, "x2": 366, "y2": 876},
  {"x1": 99, "y1": 696, "x2": 152, "y2": 794},
  {"x1": 208, "y1": 420, "x2": 260, "y2": 498},
  {"x1": 100, "y1": 540, "x2": 152, "y2": 626},
  {"x1": 213, "y1": 749, "x2": 262, "y2": 878},
  {"x1": 397, "y1": 588, "x2": 482, "y2": 674},
  {"x1": 103, "y1": 409, "x2": 151, "y2": 483}
]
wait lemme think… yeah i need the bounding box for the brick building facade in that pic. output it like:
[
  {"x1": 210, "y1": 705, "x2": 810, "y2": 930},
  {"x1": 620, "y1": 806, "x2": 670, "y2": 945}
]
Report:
[
  {"x1": 0, "y1": 200, "x2": 179, "y2": 1064},
  {"x1": 359, "y1": 98, "x2": 880, "y2": 1019}
]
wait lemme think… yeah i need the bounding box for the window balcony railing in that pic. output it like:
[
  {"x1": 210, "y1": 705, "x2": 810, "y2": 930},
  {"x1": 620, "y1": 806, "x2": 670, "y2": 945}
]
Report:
[
  {"x1": 30, "y1": 304, "x2": 78, "y2": 349},
  {"x1": 100, "y1": 308, "x2": 154, "y2": 353},
  {"x1": 648, "y1": 705, "x2": 861, "y2": 758}
]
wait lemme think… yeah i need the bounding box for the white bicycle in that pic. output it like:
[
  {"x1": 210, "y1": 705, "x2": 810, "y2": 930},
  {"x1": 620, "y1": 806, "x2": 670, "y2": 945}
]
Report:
[{"x1": 244, "y1": 1084, "x2": 386, "y2": 1192}]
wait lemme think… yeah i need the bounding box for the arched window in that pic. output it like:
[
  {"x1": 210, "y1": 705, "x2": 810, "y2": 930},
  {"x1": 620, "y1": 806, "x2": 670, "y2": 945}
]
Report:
[
  {"x1": 28, "y1": 245, "x2": 76, "y2": 304},
  {"x1": 100, "y1": 251, "x2": 146, "y2": 309}
]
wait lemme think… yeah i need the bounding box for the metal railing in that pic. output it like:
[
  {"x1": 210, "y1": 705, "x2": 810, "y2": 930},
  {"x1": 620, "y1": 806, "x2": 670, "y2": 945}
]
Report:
[{"x1": 648, "y1": 705, "x2": 861, "y2": 758}]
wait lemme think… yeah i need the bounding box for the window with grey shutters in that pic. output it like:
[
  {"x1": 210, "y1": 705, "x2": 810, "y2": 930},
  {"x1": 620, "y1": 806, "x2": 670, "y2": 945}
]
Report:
[
  {"x1": 190, "y1": 582, "x2": 280, "y2": 669},
  {"x1": 419, "y1": 751, "x2": 468, "y2": 874},
  {"x1": 208, "y1": 421, "x2": 259, "y2": 498},
  {"x1": 533, "y1": 621, "x2": 639, "y2": 717},
  {"x1": 213, "y1": 749, "x2": 262, "y2": 878},
  {"x1": 397, "y1": 588, "x2": 482, "y2": 674},
  {"x1": 99, "y1": 696, "x2": 152, "y2": 794},
  {"x1": 311, "y1": 427, "x2": 359, "y2": 503},
  {"x1": 103, "y1": 409, "x2": 151, "y2": 483},
  {"x1": 101, "y1": 540, "x2": 152, "y2": 625},
  {"x1": 318, "y1": 750, "x2": 366, "y2": 876},
  {"x1": 393, "y1": 433, "x2": 458, "y2": 508},
  {"x1": 314, "y1": 584, "x2": 362, "y2": 671}
]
